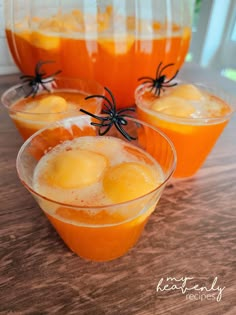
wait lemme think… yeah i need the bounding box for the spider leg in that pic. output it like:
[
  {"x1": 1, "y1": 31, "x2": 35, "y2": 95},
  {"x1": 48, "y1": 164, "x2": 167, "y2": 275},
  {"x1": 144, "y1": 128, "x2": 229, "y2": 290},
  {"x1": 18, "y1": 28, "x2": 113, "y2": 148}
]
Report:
[
  {"x1": 91, "y1": 121, "x2": 111, "y2": 128},
  {"x1": 156, "y1": 62, "x2": 162, "y2": 79},
  {"x1": 89, "y1": 96, "x2": 114, "y2": 113},
  {"x1": 20, "y1": 77, "x2": 36, "y2": 84},
  {"x1": 85, "y1": 94, "x2": 113, "y2": 111},
  {"x1": 80, "y1": 108, "x2": 105, "y2": 121},
  {"x1": 36, "y1": 60, "x2": 53, "y2": 71},
  {"x1": 99, "y1": 123, "x2": 112, "y2": 136},
  {"x1": 152, "y1": 84, "x2": 160, "y2": 97},
  {"x1": 161, "y1": 87, "x2": 166, "y2": 95},
  {"x1": 41, "y1": 82, "x2": 51, "y2": 92},
  {"x1": 35, "y1": 60, "x2": 55, "y2": 77},
  {"x1": 49, "y1": 69, "x2": 62, "y2": 77},
  {"x1": 150, "y1": 85, "x2": 155, "y2": 94},
  {"x1": 30, "y1": 84, "x2": 39, "y2": 98},
  {"x1": 102, "y1": 102, "x2": 112, "y2": 112},
  {"x1": 102, "y1": 108, "x2": 114, "y2": 116},
  {"x1": 159, "y1": 63, "x2": 174, "y2": 77},
  {"x1": 139, "y1": 80, "x2": 153, "y2": 86},
  {"x1": 164, "y1": 70, "x2": 179, "y2": 83},
  {"x1": 154, "y1": 86, "x2": 158, "y2": 96},
  {"x1": 138, "y1": 76, "x2": 153, "y2": 82},
  {"x1": 39, "y1": 71, "x2": 47, "y2": 77},
  {"x1": 20, "y1": 78, "x2": 34, "y2": 84},
  {"x1": 53, "y1": 69, "x2": 62, "y2": 76},
  {"x1": 20, "y1": 75, "x2": 34, "y2": 80},
  {"x1": 153, "y1": 85, "x2": 157, "y2": 95},
  {"x1": 41, "y1": 78, "x2": 55, "y2": 83},
  {"x1": 117, "y1": 116, "x2": 128, "y2": 126},
  {"x1": 114, "y1": 122, "x2": 136, "y2": 141},
  {"x1": 104, "y1": 87, "x2": 117, "y2": 110},
  {"x1": 24, "y1": 87, "x2": 34, "y2": 98},
  {"x1": 42, "y1": 69, "x2": 62, "y2": 80},
  {"x1": 161, "y1": 82, "x2": 178, "y2": 87},
  {"x1": 35, "y1": 61, "x2": 43, "y2": 76}
]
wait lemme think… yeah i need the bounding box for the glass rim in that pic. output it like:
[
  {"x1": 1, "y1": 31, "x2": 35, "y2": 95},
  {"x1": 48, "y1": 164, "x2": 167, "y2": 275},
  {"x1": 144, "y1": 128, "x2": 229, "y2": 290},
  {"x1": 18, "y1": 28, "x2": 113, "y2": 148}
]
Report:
[
  {"x1": 1, "y1": 76, "x2": 105, "y2": 114},
  {"x1": 135, "y1": 82, "x2": 235, "y2": 125},
  {"x1": 16, "y1": 115, "x2": 177, "y2": 210}
]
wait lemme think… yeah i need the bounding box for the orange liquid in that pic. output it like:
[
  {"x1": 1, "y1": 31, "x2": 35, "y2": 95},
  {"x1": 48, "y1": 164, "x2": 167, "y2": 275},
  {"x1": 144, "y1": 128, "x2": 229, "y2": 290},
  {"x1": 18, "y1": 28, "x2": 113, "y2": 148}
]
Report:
[
  {"x1": 6, "y1": 26, "x2": 191, "y2": 109},
  {"x1": 10, "y1": 91, "x2": 99, "y2": 140},
  {"x1": 32, "y1": 135, "x2": 161, "y2": 261},
  {"x1": 45, "y1": 207, "x2": 149, "y2": 262},
  {"x1": 137, "y1": 95, "x2": 231, "y2": 178}
]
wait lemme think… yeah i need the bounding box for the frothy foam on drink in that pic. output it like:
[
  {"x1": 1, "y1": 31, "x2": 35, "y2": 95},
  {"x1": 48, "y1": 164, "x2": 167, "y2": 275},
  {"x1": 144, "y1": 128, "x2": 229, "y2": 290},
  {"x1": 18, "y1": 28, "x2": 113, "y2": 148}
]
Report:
[
  {"x1": 146, "y1": 84, "x2": 232, "y2": 120},
  {"x1": 33, "y1": 136, "x2": 163, "y2": 212}
]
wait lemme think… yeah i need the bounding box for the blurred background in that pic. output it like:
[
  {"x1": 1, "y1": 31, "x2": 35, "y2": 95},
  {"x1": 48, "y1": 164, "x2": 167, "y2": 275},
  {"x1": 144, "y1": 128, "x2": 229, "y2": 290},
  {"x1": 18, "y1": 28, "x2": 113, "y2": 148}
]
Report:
[{"x1": 0, "y1": 0, "x2": 235, "y2": 83}]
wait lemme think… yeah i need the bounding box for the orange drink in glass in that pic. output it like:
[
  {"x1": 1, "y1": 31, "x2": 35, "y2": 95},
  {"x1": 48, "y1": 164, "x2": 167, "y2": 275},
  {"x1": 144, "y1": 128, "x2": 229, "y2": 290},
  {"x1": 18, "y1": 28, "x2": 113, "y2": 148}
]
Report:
[
  {"x1": 16, "y1": 115, "x2": 176, "y2": 261},
  {"x1": 1, "y1": 77, "x2": 104, "y2": 140},
  {"x1": 135, "y1": 82, "x2": 234, "y2": 178},
  {"x1": 4, "y1": 0, "x2": 194, "y2": 108}
]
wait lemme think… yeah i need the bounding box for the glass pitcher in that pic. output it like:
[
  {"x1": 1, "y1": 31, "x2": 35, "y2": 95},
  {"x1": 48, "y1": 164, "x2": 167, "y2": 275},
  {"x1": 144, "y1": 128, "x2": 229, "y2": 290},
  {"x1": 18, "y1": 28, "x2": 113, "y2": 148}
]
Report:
[{"x1": 4, "y1": 0, "x2": 194, "y2": 108}]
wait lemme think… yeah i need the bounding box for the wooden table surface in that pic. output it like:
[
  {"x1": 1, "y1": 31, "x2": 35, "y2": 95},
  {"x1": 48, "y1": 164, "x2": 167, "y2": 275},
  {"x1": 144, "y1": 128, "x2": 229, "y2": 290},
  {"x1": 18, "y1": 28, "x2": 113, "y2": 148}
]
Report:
[{"x1": 0, "y1": 72, "x2": 236, "y2": 315}]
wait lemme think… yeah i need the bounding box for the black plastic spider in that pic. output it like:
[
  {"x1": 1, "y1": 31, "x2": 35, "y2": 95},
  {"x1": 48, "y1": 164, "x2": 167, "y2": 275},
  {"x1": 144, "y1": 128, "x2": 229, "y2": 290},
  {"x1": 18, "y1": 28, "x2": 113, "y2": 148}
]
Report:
[
  {"x1": 138, "y1": 62, "x2": 179, "y2": 97},
  {"x1": 20, "y1": 60, "x2": 62, "y2": 98},
  {"x1": 80, "y1": 87, "x2": 136, "y2": 141}
]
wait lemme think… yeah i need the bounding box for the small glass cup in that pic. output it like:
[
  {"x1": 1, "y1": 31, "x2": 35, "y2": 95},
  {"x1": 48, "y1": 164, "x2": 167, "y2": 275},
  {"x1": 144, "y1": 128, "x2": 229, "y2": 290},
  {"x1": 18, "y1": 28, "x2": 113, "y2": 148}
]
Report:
[
  {"x1": 135, "y1": 81, "x2": 234, "y2": 178},
  {"x1": 16, "y1": 115, "x2": 176, "y2": 262},
  {"x1": 1, "y1": 77, "x2": 104, "y2": 140}
]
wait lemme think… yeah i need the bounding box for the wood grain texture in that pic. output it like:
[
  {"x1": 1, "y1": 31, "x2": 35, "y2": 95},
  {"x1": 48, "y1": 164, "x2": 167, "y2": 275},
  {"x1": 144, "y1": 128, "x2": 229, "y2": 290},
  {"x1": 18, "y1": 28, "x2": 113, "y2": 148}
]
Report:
[{"x1": 0, "y1": 74, "x2": 235, "y2": 315}]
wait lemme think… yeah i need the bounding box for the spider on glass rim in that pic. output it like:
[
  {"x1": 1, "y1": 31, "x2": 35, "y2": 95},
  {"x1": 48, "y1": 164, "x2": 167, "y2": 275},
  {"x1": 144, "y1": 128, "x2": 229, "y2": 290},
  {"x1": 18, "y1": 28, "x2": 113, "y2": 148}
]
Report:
[
  {"x1": 138, "y1": 62, "x2": 179, "y2": 97},
  {"x1": 80, "y1": 87, "x2": 136, "y2": 141},
  {"x1": 20, "y1": 60, "x2": 62, "y2": 98}
]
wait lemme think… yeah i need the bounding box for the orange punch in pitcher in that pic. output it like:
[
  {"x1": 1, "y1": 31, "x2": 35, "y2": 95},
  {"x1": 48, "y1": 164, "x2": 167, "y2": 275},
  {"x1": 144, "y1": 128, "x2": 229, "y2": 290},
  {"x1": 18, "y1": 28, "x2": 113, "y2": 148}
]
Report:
[{"x1": 5, "y1": 1, "x2": 194, "y2": 108}]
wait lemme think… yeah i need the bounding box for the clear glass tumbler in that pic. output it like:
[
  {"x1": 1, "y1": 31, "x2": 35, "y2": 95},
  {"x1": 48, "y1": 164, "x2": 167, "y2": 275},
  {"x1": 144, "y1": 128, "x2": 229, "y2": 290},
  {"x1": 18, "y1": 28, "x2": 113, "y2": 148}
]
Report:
[
  {"x1": 16, "y1": 115, "x2": 176, "y2": 261},
  {"x1": 1, "y1": 77, "x2": 104, "y2": 140},
  {"x1": 135, "y1": 81, "x2": 234, "y2": 177}
]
